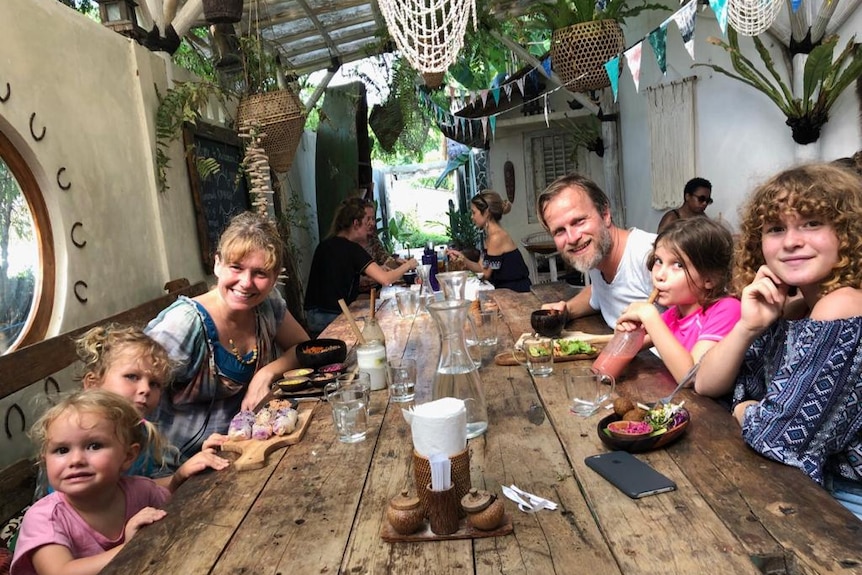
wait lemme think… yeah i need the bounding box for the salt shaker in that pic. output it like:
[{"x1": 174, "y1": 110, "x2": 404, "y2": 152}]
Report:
[
  {"x1": 386, "y1": 489, "x2": 425, "y2": 535},
  {"x1": 461, "y1": 488, "x2": 505, "y2": 531}
]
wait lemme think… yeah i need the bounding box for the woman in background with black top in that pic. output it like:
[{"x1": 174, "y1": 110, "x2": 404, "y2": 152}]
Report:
[
  {"x1": 447, "y1": 190, "x2": 531, "y2": 293},
  {"x1": 304, "y1": 197, "x2": 417, "y2": 336}
]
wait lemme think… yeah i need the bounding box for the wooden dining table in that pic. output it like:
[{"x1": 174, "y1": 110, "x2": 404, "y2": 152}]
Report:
[{"x1": 102, "y1": 287, "x2": 862, "y2": 575}]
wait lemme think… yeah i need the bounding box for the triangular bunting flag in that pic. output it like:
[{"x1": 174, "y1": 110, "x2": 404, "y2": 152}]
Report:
[
  {"x1": 503, "y1": 84, "x2": 513, "y2": 101},
  {"x1": 624, "y1": 43, "x2": 643, "y2": 92},
  {"x1": 491, "y1": 88, "x2": 501, "y2": 106},
  {"x1": 542, "y1": 58, "x2": 552, "y2": 77},
  {"x1": 791, "y1": 0, "x2": 801, "y2": 11},
  {"x1": 481, "y1": 117, "x2": 488, "y2": 141},
  {"x1": 480, "y1": 89, "x2": 489, "y2": 106},
  {"x1": 516, "y1": 77, "x2": 526, "y2": 97},
  {"x1": 648, "y1": 24, "x2": 668, "y2": 74},
  {"x1": 672, "y1": 0, "x2": 697, "y2": 60},
  {"x1": 489, "y1": 116, "x2": 496, "y2": 140},
  {"x1": 708, "y1": 0, "x2": 728, "y2": 34},
  {"x1": 604, "y1": 56, "x2": 621, "y2": 102},
  {"x1": 544, "y1": 94, "x2": 550, "y2": 127}
]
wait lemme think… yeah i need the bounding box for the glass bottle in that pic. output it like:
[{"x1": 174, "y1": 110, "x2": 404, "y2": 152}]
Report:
[
  {"x1": 361, "y1": 316, "x2": 386, "y2": 347},
  {"x1": 428, "y1": 300, "x2": 488, "y2": 438},
  {"x1": 591, "y1": 327, "x2": 645, "y2": 380}
]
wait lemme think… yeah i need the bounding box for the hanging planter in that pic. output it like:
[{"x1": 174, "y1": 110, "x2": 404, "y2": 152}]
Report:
[
  {"x1": 551, "y1": 20, "x2": 625, "y2": 92},
  {"x1": 369, "y1": 98, "x2": 405, "y2": 153},
  {"x1": 202, "y1": 0, "x2": 244, "y2": 24},
  {"x1": 237, "y1": 89, "x2": 307, "y2": 173}
]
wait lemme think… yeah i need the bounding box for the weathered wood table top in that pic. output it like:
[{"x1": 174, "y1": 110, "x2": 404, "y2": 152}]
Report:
[{"x1": 103, "y1": 288, "x2": 862, "y2": 575}]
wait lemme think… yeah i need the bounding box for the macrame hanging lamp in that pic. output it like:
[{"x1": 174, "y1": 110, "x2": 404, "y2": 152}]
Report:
[
  {"x1": 377, "y1": 0, "x2": 477, "y2": 88},
  {"x1": 727, "y1": 0, "x2": 783, "y2": 36}
]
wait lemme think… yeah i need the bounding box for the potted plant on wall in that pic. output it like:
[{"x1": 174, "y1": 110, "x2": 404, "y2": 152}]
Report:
[{"x1": 527, "y1": 0, "x2": 666, "y2": 92}]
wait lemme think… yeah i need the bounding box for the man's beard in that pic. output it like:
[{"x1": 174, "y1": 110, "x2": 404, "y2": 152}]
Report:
[{"x1": 562, "y1": 226, "x2": 612, "y2": 273}]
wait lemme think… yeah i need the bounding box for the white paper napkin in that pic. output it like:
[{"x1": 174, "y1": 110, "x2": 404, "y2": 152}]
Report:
[{"x1": 402, "y1": 397, "x2": 467, "y2": 457}]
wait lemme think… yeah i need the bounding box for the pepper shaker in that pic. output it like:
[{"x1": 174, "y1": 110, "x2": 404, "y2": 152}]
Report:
[
  {"x1": 461, "y1": 488, "x2": 505, "y2": 531},
  {"x1": 386, "y1": 489, "x2": 425, "y2": 535}
]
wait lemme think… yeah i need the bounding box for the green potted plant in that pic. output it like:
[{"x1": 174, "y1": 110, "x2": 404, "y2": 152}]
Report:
[{"x1": 527, "y1": 0, "x2": 666, "y2": 92}]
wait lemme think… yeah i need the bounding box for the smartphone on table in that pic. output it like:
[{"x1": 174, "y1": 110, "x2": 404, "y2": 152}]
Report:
[{"x1": 585, "y1": 451, "x2": 676, "y2": 499}]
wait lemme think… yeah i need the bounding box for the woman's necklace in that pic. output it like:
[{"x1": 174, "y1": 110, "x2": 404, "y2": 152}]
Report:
[{"x1": 228, "y1": 338, "x2": 259, "y2": 365}]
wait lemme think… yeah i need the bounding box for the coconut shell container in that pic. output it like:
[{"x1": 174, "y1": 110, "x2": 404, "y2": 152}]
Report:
[
  {"x1": 461, "y1": 488, "x2": 505, "y2": 531},
  {"x1": 386, "y1": 490, "x2": 425, "y2": 535}
]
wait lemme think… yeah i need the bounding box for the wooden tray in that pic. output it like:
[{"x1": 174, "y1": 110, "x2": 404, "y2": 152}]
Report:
[
  {"x1": 221, "y1": 403, "x2": 317, "y2": 470},
  {"x1": 495, "y1": 349, "x2": 598, "y2": 366},
  {"x1": 381, "y1": 513, "x2": 513, "y2": 542}
]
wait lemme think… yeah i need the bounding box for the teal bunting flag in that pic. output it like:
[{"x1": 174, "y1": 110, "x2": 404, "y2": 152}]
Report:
[
  {"x1": 708, "y1": 0, "x2": 728, "y2": 34},
  {"x1": 604, "y1": 56, "x2": 621, "y2": 102},
  {"x1": 648, "y1": 24, "x2": 668, "y2": 74},
  {"x1": 492, "y1": 88, "x2": 501, "y2": 105},
  {"x1": 489, "y1": 116, "x2": 496, "y2": 139}
]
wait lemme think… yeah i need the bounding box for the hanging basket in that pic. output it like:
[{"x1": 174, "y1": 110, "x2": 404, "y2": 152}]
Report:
[
  {"x1": 202, "y1": 0, "x2": 244, "y2": 24},
  {"x1": 369, "y1": 99, "x2": 405, "y2": 153},
  {"x1": 727, "y1": 0, "x2": 782, "y2": 37},
  {"x1": 423, "y1": 72, "x2": 445, "y2": 89},
  {"x1": 551, "y1": 20, "x2": 625, "y2": 92},
  {"x1": 237, "y1": 89, "x2": 307, "y2": 173}
]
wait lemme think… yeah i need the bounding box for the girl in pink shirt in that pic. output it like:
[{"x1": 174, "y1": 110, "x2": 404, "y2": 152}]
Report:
[
  {"x1": 616, "y1": 218, "x2": 741, "y2": 384},
  {"x1": 11, "y1": 390, "x2": 170, "y2": 575}
]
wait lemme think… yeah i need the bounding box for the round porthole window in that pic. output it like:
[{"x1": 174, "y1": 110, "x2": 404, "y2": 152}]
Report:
[{"x1": 0, "y1": 129, "x2": 54, "y2": 353}]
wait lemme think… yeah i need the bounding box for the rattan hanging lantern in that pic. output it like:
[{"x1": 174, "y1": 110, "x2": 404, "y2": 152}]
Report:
[
  {"x1": 237, "y1": 89, "x2": 307, "y2": 173},
  {"x1": 552, "y1": 20, "x2": 626, "y2": 92}
]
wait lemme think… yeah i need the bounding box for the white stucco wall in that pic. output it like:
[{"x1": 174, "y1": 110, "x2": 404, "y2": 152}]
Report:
[{"x1": 0, "y1": 0, "x2": 209, "y2": 466}]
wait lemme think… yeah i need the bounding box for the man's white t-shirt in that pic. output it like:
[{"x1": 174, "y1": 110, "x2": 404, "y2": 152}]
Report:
[{"x1": 588, "y1": 228, "x2": 657, "y2": 328}]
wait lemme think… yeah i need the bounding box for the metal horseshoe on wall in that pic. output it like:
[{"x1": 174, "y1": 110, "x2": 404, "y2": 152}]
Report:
[
  {"x1": 0, "y1": 82, "x2": 9, "y2": 103},
  {"x1": 71, "y1": 222, "x2": 86, "y2": 248},
  {"x1": 57, "y1": 167, "x2": 71, "y2": 190},
  {"x1": 45, "y1": 377, "x2": 61, "y2": 404},
  {"x1": 74, "y1": 280, "x2": 88, "y2": 303},
  {"x1": 30, "y1": 112, "x2": 46, "y2": 141},
  {"x1": 5, "y1": 404, "x2": 25, "y2": 439}
]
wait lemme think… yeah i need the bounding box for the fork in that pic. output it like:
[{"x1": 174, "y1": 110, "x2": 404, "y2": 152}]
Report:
[{"x1": 657, "y1": 362, "x2": 700, "y2": 405}]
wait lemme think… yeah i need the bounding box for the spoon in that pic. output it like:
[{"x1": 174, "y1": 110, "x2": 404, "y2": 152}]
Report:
[{"x1": 656, "y1": 362, "x2": 700, "y2": 405}]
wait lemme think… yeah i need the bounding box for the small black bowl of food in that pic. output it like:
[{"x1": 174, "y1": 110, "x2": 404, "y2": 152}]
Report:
[
  {"x1": 296, "y1": 339, "x2": 348, "y2": 370},
  {"x1": 530, "y1": 309, "x2": 566, "y2": 338},
  {"x1": 277, "y1": 376, "x2": 311, "y2": 393}
]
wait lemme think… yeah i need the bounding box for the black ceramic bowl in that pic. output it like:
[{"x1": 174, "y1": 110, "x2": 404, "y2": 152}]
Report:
[
  {"x1": 530, "y1": 309, "x2": 565, "y2": 338},
  {"x1": 296, "y1": 339, "x2": 348, "y2": 369},
  {"x1": 402, "y1": 270, "x2": 417, "y2": 285},
  {"x1": 277, "y1": 376, "x2": 311, "y2": 393},
  {"x1": 596, "y1": 410, "x2": 690, "y2": 453}
]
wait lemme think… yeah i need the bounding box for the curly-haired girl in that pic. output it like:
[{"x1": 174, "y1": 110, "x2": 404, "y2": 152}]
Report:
[{"x1": 694, "y1": 163, "x2": 862, "y2": 519}]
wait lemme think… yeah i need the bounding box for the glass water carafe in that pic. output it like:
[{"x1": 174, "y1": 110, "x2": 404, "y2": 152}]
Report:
[{"x1": 428, "y1": 300, "x2": 488, "y2": 438}]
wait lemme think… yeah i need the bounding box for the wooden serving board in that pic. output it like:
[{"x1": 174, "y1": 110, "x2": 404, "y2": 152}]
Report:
[
  {"x1": 380, "y1": 513, "x2": 513, "y2": 542},
  {"x1": 221, "y1": 404, "x2": 317, "y2": 471},
  {"x1": 494, "y1": 350, "x2": 597, "y2": 366}
]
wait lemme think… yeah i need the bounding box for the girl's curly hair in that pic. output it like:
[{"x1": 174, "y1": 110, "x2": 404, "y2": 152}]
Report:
[
  {"x1": 734, "y1": 163, "x2": 862, "y2": 295},
  {"x1": 76, "y1": 323, "x2": 176, "y2": 387}
]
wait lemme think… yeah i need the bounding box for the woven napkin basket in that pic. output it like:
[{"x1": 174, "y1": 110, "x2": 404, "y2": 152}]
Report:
[{"x1": 413, "y1": 448, "x2": 471, "y2": 517}]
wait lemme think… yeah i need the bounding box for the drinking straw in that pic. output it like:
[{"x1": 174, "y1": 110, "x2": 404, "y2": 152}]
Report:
[
  {"x1": 370, "y1": 288, "x2": 377, "y2": 320},
  {"x1": 647, "y1": 288, "x2": 659, "y2": 304},
  {"x1": 338, "y1": 298, "x2": 367, "y2": 345}
]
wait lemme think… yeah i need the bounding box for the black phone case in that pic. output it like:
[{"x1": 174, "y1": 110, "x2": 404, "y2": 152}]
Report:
[{"x1": 585, "y1": 451, "x2": 677, "y2": 499}]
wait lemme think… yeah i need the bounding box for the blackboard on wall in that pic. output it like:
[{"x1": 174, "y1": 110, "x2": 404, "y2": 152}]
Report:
[{"x1": 183, "y1": 122, "x2": 249, "y2": 271}]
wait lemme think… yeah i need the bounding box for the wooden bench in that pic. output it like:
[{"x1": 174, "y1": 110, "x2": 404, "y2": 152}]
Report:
[{"x1": 0, "y1": 280, "x2": 208, "y2": 528}]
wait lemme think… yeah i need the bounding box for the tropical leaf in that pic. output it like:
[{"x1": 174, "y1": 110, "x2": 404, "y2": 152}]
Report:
[{"x1": 802, "y1": 36, "x2": 837, "y2": 108}]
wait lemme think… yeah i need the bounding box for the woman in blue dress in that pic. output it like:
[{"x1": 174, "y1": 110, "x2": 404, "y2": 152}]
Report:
[{"x1": 447, "y1": 190, "x2": 531, "y2": 293}]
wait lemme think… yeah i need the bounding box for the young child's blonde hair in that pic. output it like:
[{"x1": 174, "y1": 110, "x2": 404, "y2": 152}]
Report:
[
  {"x1": 75, "y1": 323, "x2": 175, "y2": 386},
  {"x1": 30, "y1": 389, "x2": 155, "y2": 460}
]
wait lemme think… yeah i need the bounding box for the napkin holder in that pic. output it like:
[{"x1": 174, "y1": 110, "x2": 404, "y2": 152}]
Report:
[
  {"x1": 425, "y1": 482, "x2": 460, "y2": 535},
  {"x1": 413, "y1": 448, "x2": 471, "y2": 518}
]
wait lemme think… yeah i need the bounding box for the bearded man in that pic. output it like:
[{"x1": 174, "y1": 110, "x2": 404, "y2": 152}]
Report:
[{"x1": 537, "y1": 173, "x2": 655, "y2": 328}]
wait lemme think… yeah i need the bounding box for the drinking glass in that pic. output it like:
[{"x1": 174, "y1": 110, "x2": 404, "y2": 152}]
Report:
[
  {"x1": 395, "y1": 290, "x2": 419, "y2": 319},
  {"x1": 474, "y1": 310, "x2": 498, "y2": 348},
  {"x1": 388, "y1": 358, "x2": 417, "y2": 402},
  {"x1": 326, "y1": 382, "x2": 370, "y2": 443},
  {"x1": 330, "y1": 372, "x2": 372, "y2": 415},
  {"x1": 517, "y1": 335, "x2": 554, "y2": 377},
  {"x1": 565, "y1": 368, "x2": 615, "y2": 416}
]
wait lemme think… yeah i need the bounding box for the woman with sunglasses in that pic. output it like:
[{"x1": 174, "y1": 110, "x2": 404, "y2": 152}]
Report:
[
  {"x1": 447, "y1": 190, "x2": 532, "y2": 293},
  {"x1": 658, "y1": 177, "x2": 713, "y2": 234}
]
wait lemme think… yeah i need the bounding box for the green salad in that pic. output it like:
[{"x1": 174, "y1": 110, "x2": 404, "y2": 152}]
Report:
[{"x1": 554, "y1": 338, "x2": 595, "y2": 356}]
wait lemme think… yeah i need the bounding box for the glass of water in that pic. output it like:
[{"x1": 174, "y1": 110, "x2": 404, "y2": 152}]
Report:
[
  {"x1": 325, "y1": 381, "x2": 371, "y2": 443},
  {"x1": 388, "y1": 358, "x2": 417, "y2": 402},
  {"x1": 516, "y1": 335, "x2": 554, "y2": 377}
]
